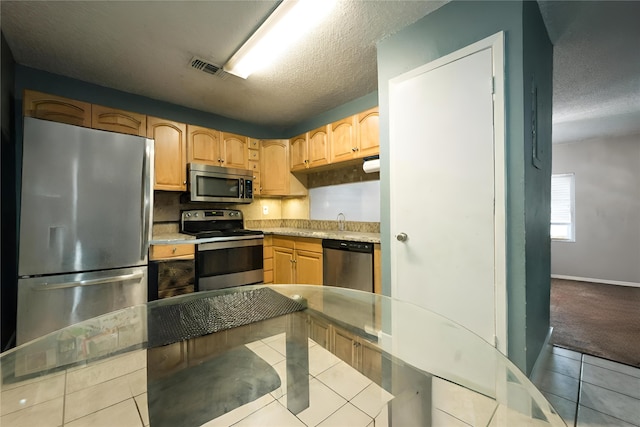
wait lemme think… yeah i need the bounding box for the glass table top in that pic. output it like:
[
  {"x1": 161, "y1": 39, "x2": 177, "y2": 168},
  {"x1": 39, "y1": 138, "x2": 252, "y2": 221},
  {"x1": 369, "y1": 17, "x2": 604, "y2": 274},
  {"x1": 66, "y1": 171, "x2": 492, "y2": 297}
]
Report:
[{"x1": 0, "y1": 285, "x2": 566, "y2": 426}]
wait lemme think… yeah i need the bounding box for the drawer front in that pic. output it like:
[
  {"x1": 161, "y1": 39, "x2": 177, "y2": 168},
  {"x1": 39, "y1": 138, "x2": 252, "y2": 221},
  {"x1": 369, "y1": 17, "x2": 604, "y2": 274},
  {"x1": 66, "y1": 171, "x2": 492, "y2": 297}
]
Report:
[
  {"x1": 264, "y1": 257, "x2": 273, "y2": 271},
  {"x1": 273, "y1": 236, "x2": 295, "y2": 249},
  {"x1": 249, "y1": 149, "x2": 260, "y2": 161},
  {"x1": 295, "y1": 237, "x2": 322, "y2": 253},
  {"x1": 150, "y1": 244, "x2": 195, "y2": 260}
]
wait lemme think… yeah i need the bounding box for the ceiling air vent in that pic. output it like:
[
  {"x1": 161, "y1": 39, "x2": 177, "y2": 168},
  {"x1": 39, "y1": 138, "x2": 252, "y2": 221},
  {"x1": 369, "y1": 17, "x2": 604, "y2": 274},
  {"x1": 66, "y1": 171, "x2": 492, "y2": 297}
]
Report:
[{"x1": 189, "y1": 56, "x2": 227, "y2": 79}]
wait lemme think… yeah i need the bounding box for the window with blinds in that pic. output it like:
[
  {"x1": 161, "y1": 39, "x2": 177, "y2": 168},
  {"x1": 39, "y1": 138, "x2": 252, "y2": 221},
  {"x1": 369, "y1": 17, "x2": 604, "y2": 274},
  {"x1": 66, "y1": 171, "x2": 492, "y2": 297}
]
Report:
[{"x1": 551, "y1": 173, "x2": 575, "y2": 241}]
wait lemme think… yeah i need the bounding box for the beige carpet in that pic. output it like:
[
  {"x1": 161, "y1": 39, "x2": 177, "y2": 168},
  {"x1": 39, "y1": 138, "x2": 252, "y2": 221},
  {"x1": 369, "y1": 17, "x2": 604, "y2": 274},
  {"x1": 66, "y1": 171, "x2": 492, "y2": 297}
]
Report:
[{"x1": 550, "y1": 278, "x2": 640, "y2": 367}]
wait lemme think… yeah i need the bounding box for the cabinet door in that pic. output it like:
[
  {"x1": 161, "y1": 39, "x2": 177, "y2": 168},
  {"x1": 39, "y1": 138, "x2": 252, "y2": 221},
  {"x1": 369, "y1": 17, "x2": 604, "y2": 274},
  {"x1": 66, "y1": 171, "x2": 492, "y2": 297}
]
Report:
[
  {"x1": 148, "y1": 117, "x2": 187, "y2": 191},
  {"x1": 333, "y1": 327, "x2": 358, "y2": 366},
  {"x1": 330, "y1": 116, "x2": 356, "y2": 163},
  {"x1": 221, "y1": 132, "x2": 248, "y2": 169},
  {"x1": 307, "y1": 125, "x2": 330, "y2": 168},
  {"x1": 23, "y1": 89, "x2": 91, "y2": 127},
  {"x1": 359, "y1": 340, "x2": 382, "y2": 384},
  {"x1": 295, "y1": 249, "x2": 323, "y2": 285},
  {"x1": 308, "y1": 315, "x2": 331, "y2": 349},
  {"x1": 187, "y1": 125, "x2": 222, "y2": 166},
  {"x1": 261, "y1": 139, "x2": 290, "y2": 195},
  {"x1": 290, "y1": 133, "x2": 308, "y2": 171},
  {"x1": 273, "y1": 246, "x2": 295, "y2": 284},
  {"x1": 91, "y1": 105, "x2": 146, "y2": 136},
  {"x1": 356, "y1": 106, "x2": 380, "y2": 158}
]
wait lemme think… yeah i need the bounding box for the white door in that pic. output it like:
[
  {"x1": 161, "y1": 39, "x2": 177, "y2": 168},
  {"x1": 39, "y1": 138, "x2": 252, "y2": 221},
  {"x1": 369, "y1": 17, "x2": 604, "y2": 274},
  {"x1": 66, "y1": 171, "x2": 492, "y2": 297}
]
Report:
[{"x1": 389, "y1": 35, "x2": 506, "y2": 351}]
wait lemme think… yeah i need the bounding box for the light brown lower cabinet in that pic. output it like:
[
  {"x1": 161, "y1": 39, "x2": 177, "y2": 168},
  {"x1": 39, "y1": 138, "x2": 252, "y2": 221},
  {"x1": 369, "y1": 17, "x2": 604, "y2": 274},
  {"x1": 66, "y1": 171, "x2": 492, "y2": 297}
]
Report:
[
  {"x1": 272, "y1": 236, "x2": 322, "y2": 285},
  {"x1": 308, "y1": 313, "x2": 382, "y2": 385}
]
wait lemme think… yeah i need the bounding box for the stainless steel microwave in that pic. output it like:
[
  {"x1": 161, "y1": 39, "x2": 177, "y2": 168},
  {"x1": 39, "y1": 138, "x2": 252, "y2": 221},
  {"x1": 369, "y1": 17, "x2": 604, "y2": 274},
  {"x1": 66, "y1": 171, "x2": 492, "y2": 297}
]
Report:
[{"x1": 188, "y1": 163, "x2": 253, "y2": 204}]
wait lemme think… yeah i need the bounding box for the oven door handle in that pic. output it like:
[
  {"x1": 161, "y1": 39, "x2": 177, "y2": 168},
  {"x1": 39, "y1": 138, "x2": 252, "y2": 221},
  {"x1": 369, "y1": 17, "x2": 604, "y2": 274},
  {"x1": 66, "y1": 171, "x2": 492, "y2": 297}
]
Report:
[{"x1": 197, "y1": 238, "x2": 264, "y2": 251}]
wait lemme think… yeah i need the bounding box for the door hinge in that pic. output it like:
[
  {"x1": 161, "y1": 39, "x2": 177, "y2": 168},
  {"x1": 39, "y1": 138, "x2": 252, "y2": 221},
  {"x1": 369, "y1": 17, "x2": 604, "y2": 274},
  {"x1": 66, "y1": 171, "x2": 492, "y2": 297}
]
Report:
[{"x1": 491, "y1": 76, "x2": 495, "y2": 94}]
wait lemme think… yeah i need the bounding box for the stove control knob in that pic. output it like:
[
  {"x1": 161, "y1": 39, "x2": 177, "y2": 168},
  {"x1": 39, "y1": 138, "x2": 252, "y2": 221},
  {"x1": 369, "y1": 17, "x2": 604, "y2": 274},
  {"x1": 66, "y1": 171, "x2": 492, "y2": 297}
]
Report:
[
  {"x1": 194, "y1": 212, "x2": 199, "y2": 217},
  {"x1": 185, "y1": 212, "x2": 191, "y2": 217}
]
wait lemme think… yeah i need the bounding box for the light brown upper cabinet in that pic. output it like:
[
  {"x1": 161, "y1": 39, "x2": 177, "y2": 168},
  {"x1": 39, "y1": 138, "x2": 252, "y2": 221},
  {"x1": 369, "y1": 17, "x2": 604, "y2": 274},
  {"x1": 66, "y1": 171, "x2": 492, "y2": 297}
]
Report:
[
  {"x1": 187, "y1": 125, "x2": 222, "y2": 166},
  {"x1": 147, "y1": 116, "x2": 187, "y2": 191},
  {"x1": 356, "y1": 106, "x2": 380, "y2": 158},
  {"x1": 308, "y1": 125, "x2": 330, "y2": 168},
  {"x1": 92, "y1": 105, "x2": 146, "y2": 136},
  {"x1": 23, "y1": 89, "x2": 91, "y2": 127},
  {"x1": 261, "y1": 139, "x2": 290, "y2": 195},
  {"x1": 330, "y1": 116, "x2": 357, "y2": 163},
  {"x1": 261, "y1": 139, "x2": 307, "y2": 196},
  {"x1": 290, "y1": 133, "x2": 308, "y2": 171},
  {"x1": 290, "y1": 125, "x2": 329, "y2": 172},
  {"x1": 221, "y1": 132, "x2": 249, "y2": 170}
]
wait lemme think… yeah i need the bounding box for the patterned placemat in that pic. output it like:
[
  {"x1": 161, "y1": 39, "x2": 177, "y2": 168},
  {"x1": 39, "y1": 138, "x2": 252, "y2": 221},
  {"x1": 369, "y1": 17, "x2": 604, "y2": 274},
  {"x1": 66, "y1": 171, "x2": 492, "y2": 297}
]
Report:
[{"x1": 147, "y1": 287, "x2": 305, "y2": 348}]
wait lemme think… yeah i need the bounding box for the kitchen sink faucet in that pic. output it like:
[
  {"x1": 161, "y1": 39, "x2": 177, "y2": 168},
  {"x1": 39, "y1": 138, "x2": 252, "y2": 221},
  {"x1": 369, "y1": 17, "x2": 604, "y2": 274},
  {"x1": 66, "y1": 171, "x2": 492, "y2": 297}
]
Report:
[{"x1": 337, "y1": 212, "x2": 345, "y2": 231}]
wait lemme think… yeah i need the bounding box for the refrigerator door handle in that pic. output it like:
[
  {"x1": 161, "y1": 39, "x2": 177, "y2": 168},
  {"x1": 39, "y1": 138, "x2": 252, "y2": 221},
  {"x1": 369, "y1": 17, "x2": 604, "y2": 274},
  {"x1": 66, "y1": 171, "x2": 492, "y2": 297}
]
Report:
[
  {"x1": 141, "y1": 139, "x2": 154, "y2": 259},
  {"x1": 33, "y1": 272, "x2": 144, "y2": 291}
]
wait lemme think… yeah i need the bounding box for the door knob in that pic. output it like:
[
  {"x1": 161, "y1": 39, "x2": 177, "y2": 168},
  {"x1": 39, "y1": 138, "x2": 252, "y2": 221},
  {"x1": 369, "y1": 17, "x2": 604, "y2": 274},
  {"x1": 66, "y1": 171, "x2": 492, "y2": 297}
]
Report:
[{"x1": 396, "y1": 233, "x2": 408, "y2": 242}]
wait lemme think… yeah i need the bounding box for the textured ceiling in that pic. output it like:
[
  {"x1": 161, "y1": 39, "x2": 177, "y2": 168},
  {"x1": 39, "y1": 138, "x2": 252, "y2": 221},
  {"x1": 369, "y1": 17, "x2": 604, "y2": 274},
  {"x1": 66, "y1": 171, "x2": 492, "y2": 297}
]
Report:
[
  {"x1": 538, "y1": 0, "x2": 640, "y2": 143},
  {"x1": 0, "y1": 0, "x2": 446, "y2": 130},
  {"x1": 2, "y1": 1, "x2": 639, "y2": 142}
]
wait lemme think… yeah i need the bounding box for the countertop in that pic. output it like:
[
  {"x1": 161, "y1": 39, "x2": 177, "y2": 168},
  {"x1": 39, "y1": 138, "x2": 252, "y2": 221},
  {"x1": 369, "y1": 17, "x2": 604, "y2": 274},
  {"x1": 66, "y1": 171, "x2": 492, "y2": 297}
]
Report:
[{"x1": 150, "y1": 228, "x2": 380, "y2": 245}]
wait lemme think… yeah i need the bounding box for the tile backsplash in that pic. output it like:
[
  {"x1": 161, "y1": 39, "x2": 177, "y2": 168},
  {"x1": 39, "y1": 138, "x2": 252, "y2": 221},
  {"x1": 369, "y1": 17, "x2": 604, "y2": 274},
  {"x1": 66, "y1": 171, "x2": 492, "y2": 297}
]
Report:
[{"x1": 244, "y1": 219, "x2": 380, "y2": 233}]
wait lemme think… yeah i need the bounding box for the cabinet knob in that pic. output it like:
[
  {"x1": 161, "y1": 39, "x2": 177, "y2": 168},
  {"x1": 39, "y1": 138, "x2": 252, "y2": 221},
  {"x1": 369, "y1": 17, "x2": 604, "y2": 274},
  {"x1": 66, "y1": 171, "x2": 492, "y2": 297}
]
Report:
[{"x1": 172, "y1": 247, "x2": 177, "y2": 253}]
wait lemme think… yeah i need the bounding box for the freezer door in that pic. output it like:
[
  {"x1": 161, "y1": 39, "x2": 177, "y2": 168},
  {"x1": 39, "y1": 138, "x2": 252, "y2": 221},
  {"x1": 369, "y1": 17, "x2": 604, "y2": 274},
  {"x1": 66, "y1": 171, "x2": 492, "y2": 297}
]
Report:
[
  {"x1": 17, "y1": 266, "x2": 147, "y2": 345},
  {"x1": 19, "y1": 118, "x2": 154, "y2": 276}
]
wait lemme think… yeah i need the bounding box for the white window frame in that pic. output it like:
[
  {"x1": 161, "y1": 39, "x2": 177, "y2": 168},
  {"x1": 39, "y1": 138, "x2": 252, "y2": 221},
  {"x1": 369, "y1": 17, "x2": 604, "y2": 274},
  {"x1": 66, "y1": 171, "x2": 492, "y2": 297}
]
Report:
[{"x1": 551, "y1": 173, "x2": 575, "y2": 242}]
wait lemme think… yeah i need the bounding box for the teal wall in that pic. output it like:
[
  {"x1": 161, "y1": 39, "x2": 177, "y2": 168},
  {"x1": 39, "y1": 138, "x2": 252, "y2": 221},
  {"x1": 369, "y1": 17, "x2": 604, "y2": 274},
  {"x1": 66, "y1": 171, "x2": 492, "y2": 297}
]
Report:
[
  {"x1": 14, "y1": 65, "x2": 276, "y2": 138},
  {"x1": 522, "y1": 0, "x2": 553, "y2": 372},
  {"x1": 14, "y1": 65, "x2": 378, "y2": 140},
  {"x1": 376, "y1": 0, "x2": 552, "y2": 374},
  {"x1": 283, "y1": 91, "x2": 378, "y2": 138}
]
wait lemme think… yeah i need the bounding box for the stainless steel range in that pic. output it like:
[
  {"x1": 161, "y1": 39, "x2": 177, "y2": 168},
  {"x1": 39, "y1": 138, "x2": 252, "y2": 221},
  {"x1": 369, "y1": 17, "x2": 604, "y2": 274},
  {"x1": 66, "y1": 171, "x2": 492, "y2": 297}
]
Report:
[{"x1": 181, "y1": 209, "x2": 264, "y2": 291}]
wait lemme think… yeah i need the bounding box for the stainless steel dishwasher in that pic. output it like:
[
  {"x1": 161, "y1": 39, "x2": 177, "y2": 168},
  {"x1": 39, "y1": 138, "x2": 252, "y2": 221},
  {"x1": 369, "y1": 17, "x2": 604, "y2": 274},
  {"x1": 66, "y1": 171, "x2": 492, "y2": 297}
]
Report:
[{"x1": 322, "y1": 239, "x2": 374, "y2": 292}]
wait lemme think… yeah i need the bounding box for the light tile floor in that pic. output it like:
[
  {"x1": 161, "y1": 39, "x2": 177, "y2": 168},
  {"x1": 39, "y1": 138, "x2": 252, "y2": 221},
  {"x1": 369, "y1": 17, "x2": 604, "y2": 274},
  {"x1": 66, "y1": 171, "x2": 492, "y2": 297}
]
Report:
[
  {"x1": 4, "y1": 337, "x2": 638, "y2": 427},
  {"x1": 532, "y1": 346, "x2": 640, "y2": 427}
]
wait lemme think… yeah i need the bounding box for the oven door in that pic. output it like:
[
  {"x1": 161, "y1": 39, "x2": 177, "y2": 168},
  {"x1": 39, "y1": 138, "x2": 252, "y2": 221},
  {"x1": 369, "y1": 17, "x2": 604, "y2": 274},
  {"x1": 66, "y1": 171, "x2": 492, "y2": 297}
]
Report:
[{"x1": 196, "y1": 237, "x2": 264, "y2": 291}]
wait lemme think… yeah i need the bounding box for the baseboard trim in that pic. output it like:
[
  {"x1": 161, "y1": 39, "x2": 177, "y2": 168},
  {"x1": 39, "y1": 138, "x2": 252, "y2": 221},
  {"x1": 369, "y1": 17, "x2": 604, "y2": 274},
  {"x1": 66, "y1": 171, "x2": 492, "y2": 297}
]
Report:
[
  {"x1": 529, "y1": 327, "x2": 553, "y2": 382},
  {"x1": 551, "y1": 274, "x2": 640, "y2": 288}
]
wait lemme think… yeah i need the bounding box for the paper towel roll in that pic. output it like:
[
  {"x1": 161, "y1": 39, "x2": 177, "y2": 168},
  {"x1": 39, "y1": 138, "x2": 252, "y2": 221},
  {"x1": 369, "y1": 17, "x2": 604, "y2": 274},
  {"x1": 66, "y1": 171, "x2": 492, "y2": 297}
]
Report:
[{"x1": 363, "y1": 158, "x2": 380, "y2": 173}]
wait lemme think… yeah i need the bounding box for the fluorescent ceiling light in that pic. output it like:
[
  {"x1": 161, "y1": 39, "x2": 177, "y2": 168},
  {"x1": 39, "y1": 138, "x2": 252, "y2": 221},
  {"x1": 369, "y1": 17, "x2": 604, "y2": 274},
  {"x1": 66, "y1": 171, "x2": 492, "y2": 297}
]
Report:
[{"x1": 224, "y1": 0, "x2": 337, "y2": 79}]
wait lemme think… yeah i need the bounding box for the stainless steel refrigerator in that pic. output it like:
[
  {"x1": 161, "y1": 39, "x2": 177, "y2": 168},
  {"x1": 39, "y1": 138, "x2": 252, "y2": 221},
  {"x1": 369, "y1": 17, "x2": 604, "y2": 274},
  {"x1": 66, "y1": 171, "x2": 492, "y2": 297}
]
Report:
[{"x1": 17, "y1": 117, "x2": 154, "y2": 345}]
